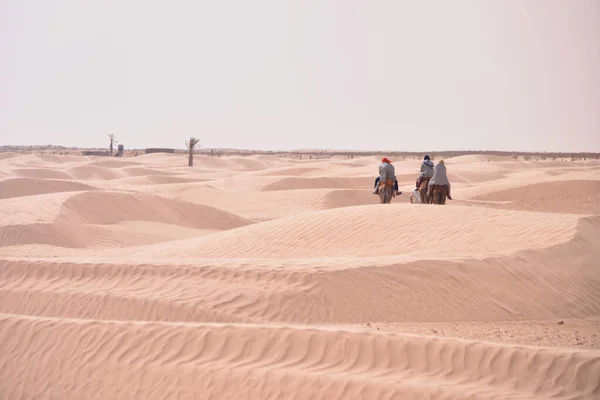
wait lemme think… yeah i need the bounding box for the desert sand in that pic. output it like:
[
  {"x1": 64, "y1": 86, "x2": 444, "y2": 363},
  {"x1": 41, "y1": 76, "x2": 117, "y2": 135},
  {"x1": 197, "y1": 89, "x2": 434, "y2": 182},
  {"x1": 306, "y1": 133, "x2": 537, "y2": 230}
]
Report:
[{"x1": 0, "y1": 151, "x2": 599, "y2": 399}]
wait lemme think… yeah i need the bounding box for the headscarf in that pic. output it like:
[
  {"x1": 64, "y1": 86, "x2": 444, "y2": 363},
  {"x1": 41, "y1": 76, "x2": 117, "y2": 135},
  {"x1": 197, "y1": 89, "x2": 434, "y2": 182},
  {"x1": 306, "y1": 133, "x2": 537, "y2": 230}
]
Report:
[
  {"x1": 429, "y1": 160, "x2": 449, "y2": 185},
  {"x1": 422, "y1": 155, "x2": 434, "y2": 168},
  {"x1": 381, "y1": 157, "x2": 392, "y2": 164}
]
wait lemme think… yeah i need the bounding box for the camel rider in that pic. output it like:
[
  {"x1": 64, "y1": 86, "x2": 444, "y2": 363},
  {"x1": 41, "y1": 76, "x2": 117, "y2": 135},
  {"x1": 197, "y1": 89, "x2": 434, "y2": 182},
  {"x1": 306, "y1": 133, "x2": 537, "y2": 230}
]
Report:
[
  {"x1": 415, "y1": 155, "x2": 434, "y2": 190},
  {"x1": 427, "y1": 159, "x2": 452, "y2": 200},
  {"x1": 373, "y1": 157, "x2": 401, "y2": 195}
]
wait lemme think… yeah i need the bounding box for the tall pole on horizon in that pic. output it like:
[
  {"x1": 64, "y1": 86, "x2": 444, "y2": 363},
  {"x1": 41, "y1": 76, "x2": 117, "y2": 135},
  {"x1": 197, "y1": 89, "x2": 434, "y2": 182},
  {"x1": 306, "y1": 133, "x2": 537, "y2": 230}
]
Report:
[{"x1": 109, "y1": 133, "x2": 115, "y2": 157}]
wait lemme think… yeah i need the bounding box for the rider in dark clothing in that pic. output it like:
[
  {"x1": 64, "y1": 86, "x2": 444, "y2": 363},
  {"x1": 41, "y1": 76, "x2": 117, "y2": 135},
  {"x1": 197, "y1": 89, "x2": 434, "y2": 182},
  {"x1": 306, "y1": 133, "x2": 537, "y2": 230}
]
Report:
[{"x1": 415, "y1": 155, "x2": 434, "y2": 190}]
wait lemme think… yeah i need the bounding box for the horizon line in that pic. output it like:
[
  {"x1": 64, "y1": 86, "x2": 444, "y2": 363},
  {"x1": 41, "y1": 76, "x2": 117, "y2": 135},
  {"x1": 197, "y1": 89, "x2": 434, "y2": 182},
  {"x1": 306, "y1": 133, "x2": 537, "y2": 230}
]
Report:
[{"x1": 2, "y1": 144, "x2": 600, "y2": 156}]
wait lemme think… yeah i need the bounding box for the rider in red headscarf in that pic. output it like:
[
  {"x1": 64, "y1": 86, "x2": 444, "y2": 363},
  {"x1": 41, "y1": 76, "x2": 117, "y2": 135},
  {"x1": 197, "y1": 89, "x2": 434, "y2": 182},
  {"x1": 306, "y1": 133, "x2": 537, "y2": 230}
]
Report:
[{"x1": 373, "y1": 157, "x2": 401, "y2": 195}]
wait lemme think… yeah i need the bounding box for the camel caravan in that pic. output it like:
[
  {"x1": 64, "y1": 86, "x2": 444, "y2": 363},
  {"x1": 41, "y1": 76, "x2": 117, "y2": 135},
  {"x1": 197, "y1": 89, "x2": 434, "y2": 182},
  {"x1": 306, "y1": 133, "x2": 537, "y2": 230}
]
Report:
[{"x1": 372, "y1": 155, "x2": 453, "y2": 205}]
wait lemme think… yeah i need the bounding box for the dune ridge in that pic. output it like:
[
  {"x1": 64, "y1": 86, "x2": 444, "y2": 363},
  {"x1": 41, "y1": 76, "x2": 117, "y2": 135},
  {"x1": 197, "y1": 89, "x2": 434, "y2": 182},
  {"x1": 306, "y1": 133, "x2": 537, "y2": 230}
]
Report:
[{"x1": 0, "y1": 152, "x2": 599, "y2": 399}]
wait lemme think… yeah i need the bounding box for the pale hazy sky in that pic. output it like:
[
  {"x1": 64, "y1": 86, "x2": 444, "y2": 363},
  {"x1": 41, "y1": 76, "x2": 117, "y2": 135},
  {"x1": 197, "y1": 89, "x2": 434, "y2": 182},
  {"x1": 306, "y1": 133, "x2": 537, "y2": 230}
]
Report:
[{"x1": 1, "y1": 1, "x2": 599, "y2": 152}]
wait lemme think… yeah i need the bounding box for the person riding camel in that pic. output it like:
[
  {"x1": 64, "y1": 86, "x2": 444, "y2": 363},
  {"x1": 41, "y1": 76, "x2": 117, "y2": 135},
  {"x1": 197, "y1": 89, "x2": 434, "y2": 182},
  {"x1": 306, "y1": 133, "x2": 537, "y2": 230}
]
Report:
[
  {"x1": 427, "y1": 159, "x2": 452, "y2": 200},
  {"x1": 415, "y1": 155, "x2": 434, "y2": 190},
  {"x1": 373, "y1": 157, "x2": 401, "y2": 196}
]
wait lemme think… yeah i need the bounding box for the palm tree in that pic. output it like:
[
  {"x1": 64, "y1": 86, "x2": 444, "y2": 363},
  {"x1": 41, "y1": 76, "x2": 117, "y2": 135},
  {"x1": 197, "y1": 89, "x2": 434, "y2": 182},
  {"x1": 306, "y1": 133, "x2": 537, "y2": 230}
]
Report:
[
  {"x1": 185, "y1": 137, "x2": 200, "y2": 166},
  {"x1": 108, "y1": 133, "x2": 115, "y2": 157}
]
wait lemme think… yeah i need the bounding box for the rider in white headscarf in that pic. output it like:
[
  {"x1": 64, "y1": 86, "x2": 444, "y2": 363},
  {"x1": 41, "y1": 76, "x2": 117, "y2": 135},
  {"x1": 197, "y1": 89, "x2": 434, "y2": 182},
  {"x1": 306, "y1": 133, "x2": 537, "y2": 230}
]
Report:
[{"x1": 427, "y1": 159, "x2": 452, "y2": 200}]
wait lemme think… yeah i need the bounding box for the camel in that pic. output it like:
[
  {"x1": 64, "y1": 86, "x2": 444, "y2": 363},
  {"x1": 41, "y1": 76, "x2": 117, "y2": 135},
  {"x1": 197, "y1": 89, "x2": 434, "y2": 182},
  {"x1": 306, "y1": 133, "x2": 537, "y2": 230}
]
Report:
[
  {"x1": 378, "y1": 178, "x2": 396, "y2": 204},
  {"x1": 418, "y1": 177, "x2": 432, "y2": 204},
  {"x1": 427, "y1": 184, "x2": 449, "y2": 204}
]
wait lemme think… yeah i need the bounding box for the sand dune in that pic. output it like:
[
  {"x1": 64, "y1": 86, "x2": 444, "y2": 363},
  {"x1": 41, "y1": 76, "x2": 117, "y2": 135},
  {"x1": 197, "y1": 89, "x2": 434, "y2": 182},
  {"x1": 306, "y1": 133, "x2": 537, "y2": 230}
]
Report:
[
  {"x1": 67, "y1": 165, "x2": 127, "y2": 180},
  {"x1": 5, "y1": 154, "x2": 86, "y2": 165},
  {"x1": 175, "y1": 181, "x2": 410, "y2": 219},
  {"x1": 79, "y1": 220, "x2": 217, "y2": 246},
  {"x1": 0, "y1": 192, "x2": 80, "y2": 225},
  {"x1": 475, "y1": 180, "x2": 600, "y2": 201},
  {"x1": 126, "y1": 205, "x2": 583, "y2": 260},
  {"x1": 0, "y1": 190, "x2": 253, "y2": 248},
  {"x1": 471, "y1": 180, "x2": 600, "y2": 214},
  {"x1": 447, "y1": 171, "x2": 506, "y2": 184},
  {"x1": 94, "y1": 159, "x2": 143, "y2": 168},
  {"x1": 0, "y1": 314, "x2": 598, "y2": 400},
  {"x1": 112, "y1": 175, "x2": 209, "y2": 185},
  {"x1": 10, "y1": 167, "x2": 74, "y2": 180},
  {"x1": 252, "y1": 166, "x2": 324, "y2": 177},
  {"x1": 60, "y1": 191, "x2": 252, "y2": 228},
  {"x1": 0, "y1": 152, "x2": 599, "y2": 399},
  {"x1": 262, "y1": 176, "x2": 375, "y2": 191},
  {"x1": 179, "y1": 175, "x2": 287, "y2": 193},
  {"x1": 0, "y1": 177, "x2": 96, "y2": 199},
  {"x1": 179, "y1": 185, "x2": 334, "y2": 219},
  {"x1": 323, "y1": 188, "x2": 403, "y2": 209},
  {"x1": 1, "y1": 217, "x2": 598, "y2": 323},
  {"x1": 36, "y1": 154, "x2": 88, "y2": 163},
  {"x1": 119, "y1": 166, "x2": 174, "y2": 177},
  {"x1": 176, "y1": 155, "x2": 276, "y2": 171}
]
